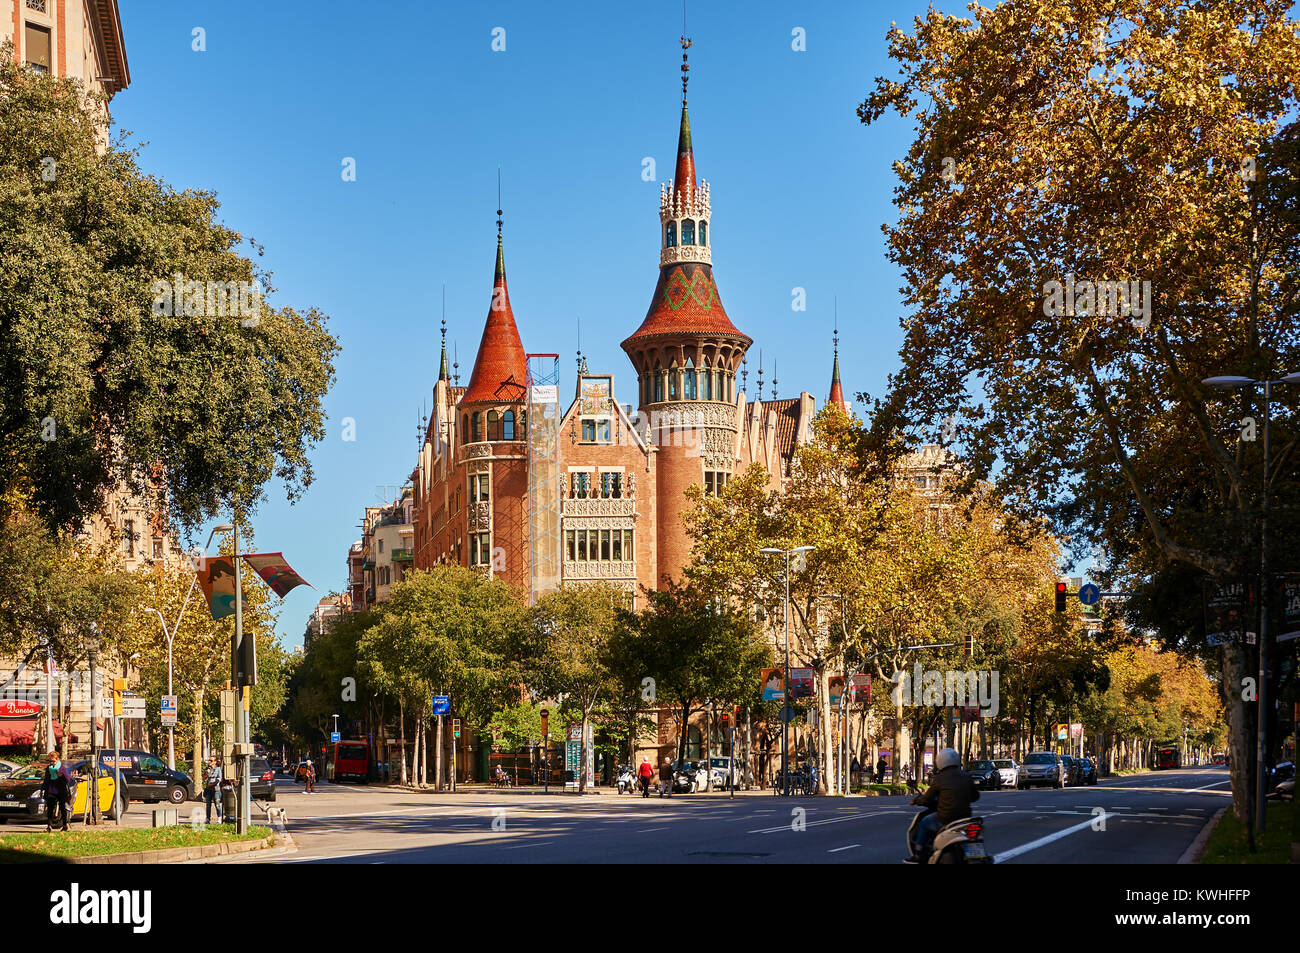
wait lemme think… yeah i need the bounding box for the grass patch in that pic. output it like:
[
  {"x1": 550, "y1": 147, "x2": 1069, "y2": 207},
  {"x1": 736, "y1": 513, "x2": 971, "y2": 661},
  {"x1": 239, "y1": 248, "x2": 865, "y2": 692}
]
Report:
[
  {"x1": 1200, "y1": 799, "x2": 1294, "y2": 864},
  {"x1": 0, "y1": 824, "x2": 271, "y2": 863},
  {"x1": 852, "y1": 783, "x2": 917, "y2": 796}
]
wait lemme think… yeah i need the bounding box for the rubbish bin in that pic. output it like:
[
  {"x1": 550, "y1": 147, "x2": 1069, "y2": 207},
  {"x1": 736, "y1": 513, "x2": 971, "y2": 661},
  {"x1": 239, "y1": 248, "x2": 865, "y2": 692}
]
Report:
[{"x1": 220, "y1": 784, "x2": 236, "y2": 821}]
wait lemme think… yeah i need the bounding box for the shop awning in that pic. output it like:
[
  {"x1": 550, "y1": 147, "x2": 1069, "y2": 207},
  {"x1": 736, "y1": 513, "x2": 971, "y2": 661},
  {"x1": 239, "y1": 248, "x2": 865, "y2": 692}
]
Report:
[{"x1": 0, "y1": 717, "x2": 77, "y2": 747}]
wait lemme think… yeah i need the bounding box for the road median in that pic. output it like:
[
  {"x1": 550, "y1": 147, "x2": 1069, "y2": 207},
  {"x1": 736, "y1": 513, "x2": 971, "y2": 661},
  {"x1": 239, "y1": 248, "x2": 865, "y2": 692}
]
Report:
[{"x1": 0, "y1": 824, "x2": 281, "y2": 864}]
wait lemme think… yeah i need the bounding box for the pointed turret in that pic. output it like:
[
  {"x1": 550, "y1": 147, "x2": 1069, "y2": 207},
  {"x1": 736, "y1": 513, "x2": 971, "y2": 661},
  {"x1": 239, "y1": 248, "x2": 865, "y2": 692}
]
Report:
[
  {"x1": 439, "y1": 316, "x2": 450, "y2": 382},
  {"x1": 828, "y1": 316, "x2": 848, "y2": 412},
  {"x1": 462, "y1": 224, "x2": 528, "y2": 405}
]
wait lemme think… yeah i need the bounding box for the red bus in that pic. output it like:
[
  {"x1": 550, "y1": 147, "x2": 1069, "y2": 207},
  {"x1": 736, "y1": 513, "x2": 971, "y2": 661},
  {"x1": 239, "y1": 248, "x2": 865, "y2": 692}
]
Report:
[
  {"x1": 324, "y1": 740, "x2": 371, "y2": 782},
  {"x1": 1154, "y1": 745, "x2": 1181, "y2": 770}
]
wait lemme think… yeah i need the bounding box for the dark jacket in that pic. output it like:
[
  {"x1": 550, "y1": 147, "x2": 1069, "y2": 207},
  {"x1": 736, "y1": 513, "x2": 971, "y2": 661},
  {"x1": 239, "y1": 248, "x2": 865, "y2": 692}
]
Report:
[
  {"x1": 42, "y1": 762, "x2": 72, "y2": 801},
  {"x1": 915, "y1": 764, "x2": 979, "y2": 825},
  {"x1": 658, "y1": 763, "x2": 674, "y2": 782}
]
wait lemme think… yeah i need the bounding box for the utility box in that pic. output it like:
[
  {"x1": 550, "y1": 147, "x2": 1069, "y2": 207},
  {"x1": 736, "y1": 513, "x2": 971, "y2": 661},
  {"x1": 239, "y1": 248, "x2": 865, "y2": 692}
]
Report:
[{"x1": 151, "y1": 807, "x2": 178, "y2": 828}]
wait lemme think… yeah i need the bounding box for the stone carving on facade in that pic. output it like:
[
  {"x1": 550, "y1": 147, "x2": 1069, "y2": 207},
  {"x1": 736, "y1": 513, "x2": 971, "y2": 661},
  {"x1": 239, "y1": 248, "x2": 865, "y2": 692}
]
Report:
[
  {"x1": 562, "y1": 560, "x2": 637, "y2": 580},
  {"x1": 660, "y1": 244, "x2": 712, "y2": 267},
  {"x1": 561, "y1": 498, "x2": 637, "y2": 519},
  {"x1": 468, "y1": 501, "x2": 490, "y2": 530},
  {"x1": 465, "y1": 443, "x2": 492, "y2": 460}
]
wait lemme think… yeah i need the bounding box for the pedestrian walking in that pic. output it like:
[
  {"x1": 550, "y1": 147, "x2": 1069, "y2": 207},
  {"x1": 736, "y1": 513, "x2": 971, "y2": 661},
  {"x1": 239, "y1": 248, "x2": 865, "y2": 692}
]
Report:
[
  {"x1": 637, "y1": 757, "x2": 654, "y2": 797},
  {"x1": 658, "y1": 757, "x2": 674, "y2": 797},
  {"x1": 305, "y1": 759, "x2": 317, "y2": 793},
  {"x1": 875, "y1": 756, "x2": 887, "y2": 784},
  {"x1": 203, "y1": 755, "x2": 224, "y2": 824},
  {"x1": 41, "y1": 751, "x2": 72, "y2": 832}
]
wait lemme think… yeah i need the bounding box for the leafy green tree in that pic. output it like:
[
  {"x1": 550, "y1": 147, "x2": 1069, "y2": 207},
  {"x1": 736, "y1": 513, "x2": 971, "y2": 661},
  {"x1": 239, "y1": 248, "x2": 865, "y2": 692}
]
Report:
[
  {"x1": 520, "y1": 583, "x2": 624, "y2": 793},
  {"x1": 0, "y1": 48, "x2": 338, "y2": 536}
]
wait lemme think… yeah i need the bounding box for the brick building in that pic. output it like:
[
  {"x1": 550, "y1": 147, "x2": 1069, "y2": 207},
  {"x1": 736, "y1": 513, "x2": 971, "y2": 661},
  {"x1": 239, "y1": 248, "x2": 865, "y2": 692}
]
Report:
[{"x1": 410, "y1": 46, "x2": 837, "y2": 607}]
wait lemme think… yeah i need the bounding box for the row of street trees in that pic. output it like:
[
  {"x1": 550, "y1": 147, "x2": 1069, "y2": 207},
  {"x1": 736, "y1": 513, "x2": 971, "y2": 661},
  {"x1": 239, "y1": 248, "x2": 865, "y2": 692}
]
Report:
[
  {"x1": 857, "y1": 0, "x2": 1299, "y2": 822},
  {"x1": 288, "y1": 569, "x2": 769, "y2": 792}
]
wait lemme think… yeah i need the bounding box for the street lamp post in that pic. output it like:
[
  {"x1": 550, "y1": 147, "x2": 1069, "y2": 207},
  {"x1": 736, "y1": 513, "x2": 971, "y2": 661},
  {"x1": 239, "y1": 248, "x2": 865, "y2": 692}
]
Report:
[
  {"x1": 760, "y1": 545, "x2": 815, "y2": 796},
  {"x1": 1202, "y1": 371, "x2": 1300, "y2": 833},
  {"x1": 142, "y1": 608, "x2": 176, "y2": 770}
]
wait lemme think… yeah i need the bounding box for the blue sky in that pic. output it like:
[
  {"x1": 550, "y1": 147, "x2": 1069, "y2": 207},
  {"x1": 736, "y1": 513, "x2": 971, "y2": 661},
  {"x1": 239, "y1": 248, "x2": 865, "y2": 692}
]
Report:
[{"x1": 112, "y1": 0, "x2": 938, "y2": 646}]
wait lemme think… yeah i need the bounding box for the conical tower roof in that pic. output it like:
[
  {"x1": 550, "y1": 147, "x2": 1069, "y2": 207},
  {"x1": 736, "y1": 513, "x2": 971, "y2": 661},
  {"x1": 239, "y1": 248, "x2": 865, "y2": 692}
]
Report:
[{"x1": 461, "y1": 232, "x2": 528, "y2": 405}]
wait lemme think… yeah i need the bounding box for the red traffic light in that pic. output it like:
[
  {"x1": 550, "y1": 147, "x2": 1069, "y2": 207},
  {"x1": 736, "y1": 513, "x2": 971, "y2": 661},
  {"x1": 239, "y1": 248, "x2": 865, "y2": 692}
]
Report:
[
  {"x1": 1056, "y1": 582, "x2": 1067, "y2": 592},
  {"x1": 1054, "y1": 582, "x2": 1068, "y2": 613}
]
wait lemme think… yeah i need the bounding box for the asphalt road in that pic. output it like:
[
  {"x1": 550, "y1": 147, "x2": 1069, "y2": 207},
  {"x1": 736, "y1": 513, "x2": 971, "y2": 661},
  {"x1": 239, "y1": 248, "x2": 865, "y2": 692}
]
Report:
[{"x1": 193, "y1": 765, "x2": 1230, "y2": 864}]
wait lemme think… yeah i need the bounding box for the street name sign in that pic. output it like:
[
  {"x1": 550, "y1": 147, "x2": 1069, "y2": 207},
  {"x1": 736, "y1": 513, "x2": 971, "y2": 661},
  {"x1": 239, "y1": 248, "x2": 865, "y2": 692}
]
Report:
[
  {"x1": 432, "y1": 695, "x2": 451, "y2": 715},
  {"x1": 330, "y1": 731, "x2": 341, "y2": 743}
]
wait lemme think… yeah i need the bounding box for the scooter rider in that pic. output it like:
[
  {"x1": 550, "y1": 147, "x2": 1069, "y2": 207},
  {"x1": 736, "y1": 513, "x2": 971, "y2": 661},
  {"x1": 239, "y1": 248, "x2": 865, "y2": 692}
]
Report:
[{"x1": 909, "y1": 748, "x2": 978, "y2": 861}]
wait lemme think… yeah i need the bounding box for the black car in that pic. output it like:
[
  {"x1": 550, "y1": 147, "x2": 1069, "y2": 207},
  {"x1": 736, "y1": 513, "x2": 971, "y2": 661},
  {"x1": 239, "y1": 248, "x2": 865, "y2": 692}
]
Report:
[
  {"x1": 1075, "y1": 756, "x2": 1098, "y2": 785},
  {"x1": 967, "y1": 760, "x2": 1003, "y2": 790},
  {"x1": 98, "y1": 749, "x2": 195, "y2": 805},
  {"x1": 250, "y1": 757, "x2": 277, "y2": 802}
]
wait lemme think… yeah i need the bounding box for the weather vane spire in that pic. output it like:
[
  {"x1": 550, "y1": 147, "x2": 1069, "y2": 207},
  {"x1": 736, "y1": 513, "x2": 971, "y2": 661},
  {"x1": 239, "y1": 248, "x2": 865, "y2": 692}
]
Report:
[
  {"x1": 680, "y1": 2, "x2": 692, "y2": 103},
  {"x1": 496, "y1": 164, "x2": 503, "y2": 235}
]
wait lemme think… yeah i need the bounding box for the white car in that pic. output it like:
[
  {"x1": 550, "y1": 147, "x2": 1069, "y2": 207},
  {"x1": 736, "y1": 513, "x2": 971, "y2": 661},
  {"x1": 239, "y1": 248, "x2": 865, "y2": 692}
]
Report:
[
  {"x1": 708, "y1": 757, "x2": 743, "y2": 789},
  {"x1": 993, "y1": 758, "x2": 1018, "y2": 788}
]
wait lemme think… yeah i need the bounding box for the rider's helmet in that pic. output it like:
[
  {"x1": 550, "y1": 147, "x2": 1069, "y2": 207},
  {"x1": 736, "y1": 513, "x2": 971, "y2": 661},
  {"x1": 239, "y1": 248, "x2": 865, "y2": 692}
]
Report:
[{"x1": 935, "y1": 748, "x2": 960, "y2": 771}]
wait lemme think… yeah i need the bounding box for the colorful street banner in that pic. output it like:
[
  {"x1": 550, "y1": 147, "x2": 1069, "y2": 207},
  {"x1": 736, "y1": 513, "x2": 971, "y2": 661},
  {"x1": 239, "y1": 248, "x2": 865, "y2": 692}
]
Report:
[
  {"x1": 1203, "y1": 577, "x2": 1254, "y2": 646},
  {"x1": 196, "y1": 556, "x2": 237, "y2": 621},
  {"x1": 241, "y1": 552, "x2": 312, "y2": 598},
  {"x1": 760, "y1": 667, "x2": 784, "y2": 702},
  {"x1": 789, "y1": 667, "x2": 814, "y2": 700},
  {"x1": 849, "y1": 673, "x2": 872, "y2": 706}
]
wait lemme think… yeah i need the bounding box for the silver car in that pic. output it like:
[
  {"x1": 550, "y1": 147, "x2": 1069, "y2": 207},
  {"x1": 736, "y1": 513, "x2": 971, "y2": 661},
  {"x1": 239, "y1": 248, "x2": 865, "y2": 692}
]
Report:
[{"x1": 1017, "y1": 751, "x2": 1065, "y2": 789}]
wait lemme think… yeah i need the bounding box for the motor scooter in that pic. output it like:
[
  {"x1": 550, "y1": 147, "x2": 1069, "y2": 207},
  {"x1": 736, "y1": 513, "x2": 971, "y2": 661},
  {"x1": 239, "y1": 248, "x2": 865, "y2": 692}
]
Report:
[
  {"x1": 904, "y1": 806, "x2": 992, "y2": 864},
  {"x1": 616, "y1": 764, "x2": 636, "y2": 794}
]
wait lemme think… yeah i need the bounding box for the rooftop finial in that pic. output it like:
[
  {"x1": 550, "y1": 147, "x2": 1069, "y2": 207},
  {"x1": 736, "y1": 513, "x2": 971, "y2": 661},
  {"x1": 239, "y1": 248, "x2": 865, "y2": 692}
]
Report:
[
  {"x1": 741, "y1": 356, "x2": 748, "y2": 393},
  {"x1": 453, "y1": 341, "x2": 461, "y2": 386},
  {"x1": 756, "y1": 349, "x2": 764, "y2": 402},
  {"x1": 496, "y1": 164, "x2": 503, "y2": 235},
  {"x1": 834, "y1": 295, "x2": 839, "y2": 357},
  {"x1": 680, "y1": 3, "x2": 693, "y2": 104},
  {"x1": 771, "y1": 359, "x2": 778, "y2": 398}
]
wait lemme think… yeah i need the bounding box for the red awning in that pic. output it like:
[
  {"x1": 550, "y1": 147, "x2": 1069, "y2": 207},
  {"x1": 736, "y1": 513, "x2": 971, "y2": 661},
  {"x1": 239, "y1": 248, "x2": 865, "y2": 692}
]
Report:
[{"x1": 0, "y1": 717, "x2": 78, "y2": 747}]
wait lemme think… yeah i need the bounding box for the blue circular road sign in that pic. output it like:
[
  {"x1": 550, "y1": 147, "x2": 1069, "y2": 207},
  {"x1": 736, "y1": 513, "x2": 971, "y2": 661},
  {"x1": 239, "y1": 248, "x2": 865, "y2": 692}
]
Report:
[{"x1": 1078, "y1": 583, "x2": 1101, "y2": 606}]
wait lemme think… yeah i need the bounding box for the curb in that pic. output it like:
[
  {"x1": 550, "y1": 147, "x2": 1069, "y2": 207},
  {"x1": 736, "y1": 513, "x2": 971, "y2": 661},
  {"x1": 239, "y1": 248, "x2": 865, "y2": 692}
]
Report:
[
  {"x1": 1178, "y1": 806, "x2": 1226, "y2": 864},
  {"x1": 65, "y1": 834, "x2": 280, "y2": 865}
]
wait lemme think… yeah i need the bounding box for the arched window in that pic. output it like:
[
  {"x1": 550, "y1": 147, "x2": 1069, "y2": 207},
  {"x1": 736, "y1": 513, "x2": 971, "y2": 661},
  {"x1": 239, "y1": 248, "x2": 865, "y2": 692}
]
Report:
[
  {"x1": 462, "y1": 415, "x2": 468, "y2": 444},
  {"x1": 472, "y1": 412, "x2": 482, "y2": 442},
  {"x1": 703, "y1": 363, "x2": 714, "y2": 400},
  {"x1": 681, "y1": 219, "x2": 695, "y2": 245},
  {"x1": 718, "y1": 371, "x2": 727, "y2": 402},
  {"x1": 668, "y1": 367, "x2": 680, "y2": 400},
  {"x1": 654, "y1": 368, "x2": 664, "y2": 403},
  {"x1": 502, "y1": 410, "x2": 515, "y2": 440},
  {"x1": 487, "y1": 410, "x2": 499, "y2": 440},
  {"x1": 684, "y1": 359, "x2": 697, "y2": 399},
  {"x1": 665, "y1": 222, "x2": 677, "y2": 248},
  {"x1": 699, "y1": 221, "x2": 707, "y2": 246},
  {"x1": 519, "y1": 410, "x2": 526, "y2": 438}
]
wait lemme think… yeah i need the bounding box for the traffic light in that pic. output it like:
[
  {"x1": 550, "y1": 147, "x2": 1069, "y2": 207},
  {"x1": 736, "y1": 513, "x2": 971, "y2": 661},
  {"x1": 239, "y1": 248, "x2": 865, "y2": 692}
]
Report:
[
  {"x1": 963, "y1": 634, "x2": 974, "y2": 656},
  {"x1": 1055, "y1": 582, "x2": 1068, "y2": 613},
  {"x1": 111, "y1": 677, "x2": 126, "y2": 716},
  {"x1": 721, "y1": 712, "x2": 730, "y2": 726}
]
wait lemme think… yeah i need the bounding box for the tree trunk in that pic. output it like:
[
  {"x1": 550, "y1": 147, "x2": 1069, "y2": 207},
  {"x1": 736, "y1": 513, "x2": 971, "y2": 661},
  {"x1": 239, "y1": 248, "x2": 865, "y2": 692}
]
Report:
[
  {"x1": 397, "y1": 696, "x2": 408, "y2": 785},
  {"x1": 578, "y1": 712, "x2": 588, "y2": 794}
]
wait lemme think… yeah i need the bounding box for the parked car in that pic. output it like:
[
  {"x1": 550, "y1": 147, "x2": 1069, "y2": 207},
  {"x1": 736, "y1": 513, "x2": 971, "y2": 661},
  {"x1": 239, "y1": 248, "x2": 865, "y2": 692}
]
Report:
[
  {"x1": 967, "y1": 760, "x2": 1003, "y2": 790},
  {"x1": 98, "y1": 749, "x2": 195, "y2": 805},
  {"x1": 708, "y1": 757, "x2": 743, "y2": 789},
  {"x1": 1018, "y1": 751, "x2": 1065, "y2": 789},
  {"x1": 993, "y1": 758, "x2": 1018, "y2": 788},
  {"x1": 1074, "y1": 756, "x2": 1098, "y2": 785},
  {"x1": 249, "y1": 757, "x2": 276, "y2": 802},
  {"x1": 0, "y1": 760, "x2": 124, "y2": 822},
  {"x1": 0, "y1": 760, "x2": 19, "y2": 778},
  {"x1": 1060, "y1": 755, "x2": 1079, "y2": 786}
]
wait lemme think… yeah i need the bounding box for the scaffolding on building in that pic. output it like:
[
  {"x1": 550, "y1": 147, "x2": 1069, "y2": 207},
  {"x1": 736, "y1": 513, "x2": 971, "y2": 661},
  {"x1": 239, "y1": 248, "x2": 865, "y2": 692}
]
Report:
[{"x1": 526, "y1": 354, "x2": 562, "y2": 603}]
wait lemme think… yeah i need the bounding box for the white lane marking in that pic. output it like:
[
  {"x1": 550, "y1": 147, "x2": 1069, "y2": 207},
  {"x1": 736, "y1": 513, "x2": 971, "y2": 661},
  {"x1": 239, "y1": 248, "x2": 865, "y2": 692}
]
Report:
[
  {"x1": 827, "y1": 844, "x2": 860, "y2": 853},
  {"x1": 749, "y1": 810, "x2": 905, "y2": 834},
  {"x1": 993, "y1": 812, "x2": 1115, "y2": 863},
  {"x1": 1185, "y1": 779, "x2": 1232, "y2": 794},
  {"x1": 501, "y1": 843, "x2": 537, "y2": 850},
  {"x1": 638, "y1": 826, "x2": 668, "y2": 833}
]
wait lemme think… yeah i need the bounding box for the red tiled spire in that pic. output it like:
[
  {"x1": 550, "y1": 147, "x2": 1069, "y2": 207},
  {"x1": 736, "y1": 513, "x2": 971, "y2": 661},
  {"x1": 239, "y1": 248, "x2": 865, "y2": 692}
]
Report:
[
  {"x1": 829, "y1": 316, "x2": 848, "y2": 412},
  {"x1": 461, "y1": 231, "x2": 528, "y2": 405}
]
